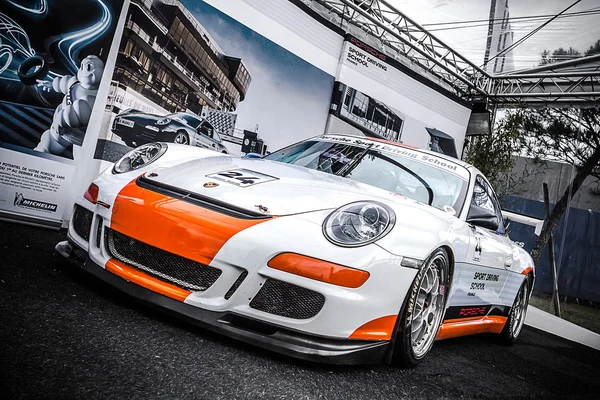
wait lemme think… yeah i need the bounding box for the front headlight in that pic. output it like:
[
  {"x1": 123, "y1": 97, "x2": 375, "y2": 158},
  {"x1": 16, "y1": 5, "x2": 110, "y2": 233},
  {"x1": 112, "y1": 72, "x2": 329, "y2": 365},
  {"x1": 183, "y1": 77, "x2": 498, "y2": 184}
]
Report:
[
  {"x1": 323, "y1": 201, "x2": 395, "y2": 247},
  {"x1": 156, "y1": 118, "x2": 171, "y2": 125},
  {"x1": 112, "y1": 142, "x2": 167, "y2": 174}
]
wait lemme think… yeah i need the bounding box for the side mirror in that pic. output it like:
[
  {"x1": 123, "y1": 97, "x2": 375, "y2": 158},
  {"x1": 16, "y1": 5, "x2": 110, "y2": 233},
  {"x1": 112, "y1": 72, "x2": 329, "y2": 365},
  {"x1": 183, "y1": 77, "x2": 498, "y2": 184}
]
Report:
[{"x1": 466, "y1": 205, "x2": 499, "y2": 231}]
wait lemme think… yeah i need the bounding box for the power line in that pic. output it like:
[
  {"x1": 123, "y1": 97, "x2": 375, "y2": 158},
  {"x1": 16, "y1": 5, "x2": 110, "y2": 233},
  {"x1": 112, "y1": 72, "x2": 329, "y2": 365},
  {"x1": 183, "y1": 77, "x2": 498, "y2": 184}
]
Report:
[
  {"x1": 482, "y1": 0, "x2": 584, "y2": 68},
  {"x1": 425, "y1": 11, "x2": 600, "y2": 33},
  {"x1": 421, "y1": 7, "x2": 600, "y2": 28}
]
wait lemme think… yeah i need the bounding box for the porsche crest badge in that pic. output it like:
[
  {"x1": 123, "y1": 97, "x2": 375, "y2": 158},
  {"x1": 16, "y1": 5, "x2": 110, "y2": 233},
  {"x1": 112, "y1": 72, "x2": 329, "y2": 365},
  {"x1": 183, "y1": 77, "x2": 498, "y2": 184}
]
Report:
[{"x1": 203, "y1": 182, "x2": 219, "y2": 188}]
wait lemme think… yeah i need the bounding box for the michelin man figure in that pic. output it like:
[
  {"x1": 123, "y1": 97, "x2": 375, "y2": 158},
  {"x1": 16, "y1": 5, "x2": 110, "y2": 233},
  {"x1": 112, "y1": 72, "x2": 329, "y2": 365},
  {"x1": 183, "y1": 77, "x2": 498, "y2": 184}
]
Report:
[{"x1": 34, "y1": 55, "x2": 105, "y2": 159}]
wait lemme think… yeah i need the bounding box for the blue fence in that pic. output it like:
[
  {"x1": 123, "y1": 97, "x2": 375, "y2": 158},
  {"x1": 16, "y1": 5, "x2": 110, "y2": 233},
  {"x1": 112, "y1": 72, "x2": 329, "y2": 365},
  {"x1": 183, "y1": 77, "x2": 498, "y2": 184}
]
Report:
[{"x1": 502, "y1": 196, "x2": 600, "y2": 303}]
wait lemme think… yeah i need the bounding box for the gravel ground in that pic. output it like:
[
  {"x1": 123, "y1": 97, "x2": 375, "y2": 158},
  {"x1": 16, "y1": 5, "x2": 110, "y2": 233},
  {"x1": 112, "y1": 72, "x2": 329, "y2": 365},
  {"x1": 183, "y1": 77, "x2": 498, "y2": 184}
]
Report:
[{"x1": 1, "y1": 220, "x2": 599, "y2": 400}]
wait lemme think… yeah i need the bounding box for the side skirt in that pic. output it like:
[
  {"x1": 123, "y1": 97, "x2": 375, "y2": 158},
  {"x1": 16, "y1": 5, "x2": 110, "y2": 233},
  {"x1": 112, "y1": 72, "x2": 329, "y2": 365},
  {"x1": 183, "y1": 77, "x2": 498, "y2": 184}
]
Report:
[{"x1": 435, "y1": 305, "x2": 510, "y2": 340}]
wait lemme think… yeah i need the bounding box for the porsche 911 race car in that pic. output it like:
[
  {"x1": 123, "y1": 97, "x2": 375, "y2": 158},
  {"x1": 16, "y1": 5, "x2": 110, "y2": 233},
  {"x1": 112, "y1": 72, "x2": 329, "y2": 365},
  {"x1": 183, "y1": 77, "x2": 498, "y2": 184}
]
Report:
[{"x1": 56, "y1": 134, "x2": 535, "y2": 367}]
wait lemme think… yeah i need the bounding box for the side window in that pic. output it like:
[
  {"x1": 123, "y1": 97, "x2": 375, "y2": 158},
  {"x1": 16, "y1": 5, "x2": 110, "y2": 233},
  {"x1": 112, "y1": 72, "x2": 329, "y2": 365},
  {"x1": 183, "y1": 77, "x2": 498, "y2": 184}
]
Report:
[
  {"x1": 471, "y1": 176, "x2": 495, "y2": 212},
  {"x1": 471, "y1": 176, "x2": 505, "y2": 234}
]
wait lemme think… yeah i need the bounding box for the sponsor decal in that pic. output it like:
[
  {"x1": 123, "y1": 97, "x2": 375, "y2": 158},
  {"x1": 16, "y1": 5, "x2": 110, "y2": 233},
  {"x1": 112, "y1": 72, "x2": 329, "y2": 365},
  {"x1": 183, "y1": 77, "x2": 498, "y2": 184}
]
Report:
[
  {"x1": 206, "y1": 169, "x2": 278, "y2": 187},
  {"x1": 13, "y1": 192, "x2": 58, "y2": 213},
  {"x1": 458, "y1": 306, "x2": 487, "y2": 317},
  {"x1": 349, "y1": 37, "x2": 387, "y2": 62},
  {"x1": 319, "y1": 135, "x2": 469, "y2": 180}
]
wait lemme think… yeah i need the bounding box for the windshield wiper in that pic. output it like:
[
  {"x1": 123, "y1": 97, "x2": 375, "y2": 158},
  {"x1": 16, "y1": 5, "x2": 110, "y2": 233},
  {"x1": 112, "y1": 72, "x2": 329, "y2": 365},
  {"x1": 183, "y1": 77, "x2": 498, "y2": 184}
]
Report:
[
  {"x1": 336, "y1": 143, "x2": 373, "y2": 176},
  {"x1": 376, "y1": 152, "x2": 435, "y2": 205}
]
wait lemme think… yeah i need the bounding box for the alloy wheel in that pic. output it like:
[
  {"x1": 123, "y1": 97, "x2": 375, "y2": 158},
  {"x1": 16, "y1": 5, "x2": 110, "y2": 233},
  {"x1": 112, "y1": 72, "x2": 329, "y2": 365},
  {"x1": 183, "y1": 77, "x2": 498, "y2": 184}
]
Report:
[
  {"x1": 174, "y1": 132, "x2": 189, "y2": 145},
  {"x1": 411, "y1": 254, "x2": 447, "y2": 358}
]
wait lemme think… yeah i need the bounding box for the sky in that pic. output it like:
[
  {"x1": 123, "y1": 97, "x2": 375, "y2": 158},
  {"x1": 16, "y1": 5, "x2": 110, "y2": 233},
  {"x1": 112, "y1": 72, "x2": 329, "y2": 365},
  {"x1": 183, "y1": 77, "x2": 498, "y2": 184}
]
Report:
[
  {"x1": 389, "y1": 0, "x2": 600, "y2": 70},
  {"x1": 180, "y1": 0, "x2": 335, "y2": 152}
]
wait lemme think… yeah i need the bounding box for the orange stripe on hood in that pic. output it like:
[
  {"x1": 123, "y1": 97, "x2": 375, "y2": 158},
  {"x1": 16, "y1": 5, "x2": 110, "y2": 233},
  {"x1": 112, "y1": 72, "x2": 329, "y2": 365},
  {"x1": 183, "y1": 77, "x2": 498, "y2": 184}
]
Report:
[{"x1": 110, "y1": 178, "x2": 267, "y2": 266}]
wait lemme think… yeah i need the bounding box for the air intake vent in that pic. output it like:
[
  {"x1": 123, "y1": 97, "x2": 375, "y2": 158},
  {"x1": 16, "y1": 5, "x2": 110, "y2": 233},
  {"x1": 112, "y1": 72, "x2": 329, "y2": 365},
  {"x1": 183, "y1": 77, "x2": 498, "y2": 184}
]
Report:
[
  {"x1": 105, "y1": 229, "x2": 222, "y2": 292},
  {"x1": 72, "y1": 205, "x2": 93, "y2": 242},
  {"x1": 224, "y1": 270, "x2": 248, "y2": 300},
  {"x1": 250, "y1": 279, "x2": 325, "y2": 319}
]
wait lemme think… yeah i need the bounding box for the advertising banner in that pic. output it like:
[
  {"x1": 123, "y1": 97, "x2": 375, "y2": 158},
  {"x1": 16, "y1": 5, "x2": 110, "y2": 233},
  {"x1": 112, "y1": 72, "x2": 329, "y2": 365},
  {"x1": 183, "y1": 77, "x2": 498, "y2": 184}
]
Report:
[
  {"x1": 92, "y1": 0, "x2": 335, "y2": 163},
  {"x1": 326, "y1": 35, "x2": 473, "y2": 157},
  {"x1": 0, "y1": 0, "x2": 123, "y2": 226}
]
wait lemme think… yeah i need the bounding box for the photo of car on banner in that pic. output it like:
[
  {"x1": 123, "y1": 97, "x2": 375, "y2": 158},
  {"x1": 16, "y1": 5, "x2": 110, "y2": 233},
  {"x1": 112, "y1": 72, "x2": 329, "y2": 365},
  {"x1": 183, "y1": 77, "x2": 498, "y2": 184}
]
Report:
[
  {"x1": 56, "y1": 134, "x2": 535, "y2": 366},
  {"x1": 112, "y1": 110, "x2": 229, "y2": 153}
]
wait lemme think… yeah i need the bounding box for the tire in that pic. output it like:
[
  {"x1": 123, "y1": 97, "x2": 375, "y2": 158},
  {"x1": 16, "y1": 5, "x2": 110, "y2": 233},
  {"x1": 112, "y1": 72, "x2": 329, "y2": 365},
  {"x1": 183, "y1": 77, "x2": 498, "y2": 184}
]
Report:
[
  {"x1": 391, "y1": 247, "x2": 449, "y2": 368},
  {"x1": 498, "y1": 276, "x2": 530, "y2": 345},
  {"x1": 171, "y1": 131, "x2": 190, "y2": 145},
  {"x1": 18, "y1": 55, "x2": 49, "y2": 86}
]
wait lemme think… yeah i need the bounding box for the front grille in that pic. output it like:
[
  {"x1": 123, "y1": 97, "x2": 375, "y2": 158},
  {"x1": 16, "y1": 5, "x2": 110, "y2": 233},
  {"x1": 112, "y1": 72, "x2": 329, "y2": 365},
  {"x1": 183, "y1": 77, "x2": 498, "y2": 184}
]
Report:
[
  {"x1": 105, "y1": 228, "x2": 222, "y2": 292},
  {"x1": 224, "y1": 270, "x2": 248, "y2": 300},
  {"x1": 250, "y1": 279, "x2": 325, "y2": 319},
  {"x1": 72, "y1": 205, "x2": 93, "y2": 241}
]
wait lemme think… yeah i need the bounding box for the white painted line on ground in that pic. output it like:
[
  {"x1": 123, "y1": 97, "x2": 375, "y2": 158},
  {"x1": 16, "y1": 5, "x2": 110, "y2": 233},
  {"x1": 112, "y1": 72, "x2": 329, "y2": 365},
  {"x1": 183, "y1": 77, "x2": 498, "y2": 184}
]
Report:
[{"x1": 525, "y1": 306, "x2": 600, "y2": 351}]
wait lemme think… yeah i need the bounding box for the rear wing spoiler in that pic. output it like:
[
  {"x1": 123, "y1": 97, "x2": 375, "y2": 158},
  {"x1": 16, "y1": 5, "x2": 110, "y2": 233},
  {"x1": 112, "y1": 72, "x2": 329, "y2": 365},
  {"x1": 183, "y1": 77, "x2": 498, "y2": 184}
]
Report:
[{"x1": 501, "y1": 210, "x2": 544, "y2": 236}]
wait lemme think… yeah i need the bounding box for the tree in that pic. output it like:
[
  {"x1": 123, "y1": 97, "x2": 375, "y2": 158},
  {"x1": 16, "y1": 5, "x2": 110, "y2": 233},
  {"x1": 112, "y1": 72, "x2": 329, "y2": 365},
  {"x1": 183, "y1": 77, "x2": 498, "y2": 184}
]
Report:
[
  {"x1": 465, "y1": 110, "x2": 524, "y2": 190},
  {"x1": 585, "y1": 39, "x2": 600, "y2": 56},
  {"x1": 526, "y1": 41, "x2": 600, "y2": 263},
  {"x1": 465, "y1": 110, "x2": 546, "y2": 202},
  {"x1": 539, "y1": 47, "x2": 581, "y2": 65},
  {"x1": 521, "y1": 108, "x2": 600, "y2": 264}
]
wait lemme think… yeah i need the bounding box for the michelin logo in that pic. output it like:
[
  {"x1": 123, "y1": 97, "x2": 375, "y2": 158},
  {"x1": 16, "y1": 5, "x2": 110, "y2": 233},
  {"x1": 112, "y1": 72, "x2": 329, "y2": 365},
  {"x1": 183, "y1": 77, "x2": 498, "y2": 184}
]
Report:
[{"x1": 14, "y1": 192, "x2": 58, "y2": 213}]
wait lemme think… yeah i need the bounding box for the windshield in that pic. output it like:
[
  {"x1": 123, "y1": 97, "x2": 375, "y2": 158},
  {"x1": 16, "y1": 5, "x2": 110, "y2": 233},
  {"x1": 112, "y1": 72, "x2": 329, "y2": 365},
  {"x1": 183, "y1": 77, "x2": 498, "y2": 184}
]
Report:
[
  {"x1": 171, "y1": 113, "x2": 200, "y2": 128},
  {"x1": 264, "y1": 139, "x2": 469, "y2": 213}
]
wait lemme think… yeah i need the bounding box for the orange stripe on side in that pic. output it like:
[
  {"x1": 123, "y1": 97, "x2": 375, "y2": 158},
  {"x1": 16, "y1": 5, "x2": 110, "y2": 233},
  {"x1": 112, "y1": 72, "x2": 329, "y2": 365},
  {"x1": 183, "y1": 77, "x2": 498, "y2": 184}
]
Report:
[
  {"x1": 435, "y1": 316, "x2": 508, "y2": 340},
  {"x1": 522, "y1": 266, "x2": 533, "y2": 275},
  {"x1": 349, "y1": 315, "x2": 397, "y2": 340},
  {"x1": 106, "y1": 258, "x2": 192, "y2": 302},
  {"x1": 268, "y1": 253, "x2": 369, "y2": 288},
  {"x1": 110, "y1": 179, "x2": 267, "y2": 267}
]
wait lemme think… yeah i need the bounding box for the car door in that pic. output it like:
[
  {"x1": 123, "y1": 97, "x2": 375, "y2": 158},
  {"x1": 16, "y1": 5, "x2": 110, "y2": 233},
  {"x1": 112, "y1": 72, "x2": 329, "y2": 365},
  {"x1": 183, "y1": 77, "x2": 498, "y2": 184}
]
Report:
[
  {"x1": 446, "y1": 175, "x2": 515, "y2": 319},
  {"x1": 195, "y1": 121, "x2": 218, "y2": 150}
]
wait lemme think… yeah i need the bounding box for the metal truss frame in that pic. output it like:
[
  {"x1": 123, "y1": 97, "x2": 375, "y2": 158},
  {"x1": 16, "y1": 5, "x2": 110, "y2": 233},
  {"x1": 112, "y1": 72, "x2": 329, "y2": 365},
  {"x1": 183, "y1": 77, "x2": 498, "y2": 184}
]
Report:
[{"x1": 301, "y1": 0, "x2": 600, "y2": 107}]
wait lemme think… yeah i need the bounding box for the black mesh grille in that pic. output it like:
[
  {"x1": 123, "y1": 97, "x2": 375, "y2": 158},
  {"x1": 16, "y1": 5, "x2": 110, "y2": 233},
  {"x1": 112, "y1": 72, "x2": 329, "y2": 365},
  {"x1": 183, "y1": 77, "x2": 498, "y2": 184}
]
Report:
[
  {"x1": 105, "y1": 229, "x2": 221, "y2": 292},
  {"x1": 224, "y1": 270, "x2": 248, "y2": 300},
  {"x1": 72, "y1": 205, "x2": 92, "y2": 241},
  {"x1": 95, "y1": 216, "x2": 103, "y2": 248},
  {"x1": 250, "y1": 279, "x2": 325, "y2": 319}
]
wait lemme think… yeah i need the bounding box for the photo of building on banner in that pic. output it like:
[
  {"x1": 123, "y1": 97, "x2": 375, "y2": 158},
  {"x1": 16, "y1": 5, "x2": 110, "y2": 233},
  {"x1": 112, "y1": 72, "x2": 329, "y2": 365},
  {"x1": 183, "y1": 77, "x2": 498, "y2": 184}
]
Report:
[
  {"x1": 326, "y1": 35, "x2": 472, "y2": 159},
  {"x1": 93, "y1": 0, "x2": 334, "y2": 162},
  {"x1": 0, "y1": 0, "x2": 122, "y2": 227}
]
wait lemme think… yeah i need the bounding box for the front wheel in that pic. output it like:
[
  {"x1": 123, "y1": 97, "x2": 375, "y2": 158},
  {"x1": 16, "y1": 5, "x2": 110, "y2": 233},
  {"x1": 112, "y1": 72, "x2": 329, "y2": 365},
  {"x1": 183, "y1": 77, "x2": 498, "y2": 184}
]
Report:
[
  {"x1": 169, "y1": 131, "x2": 189, "y2": 145},
  {"x1": 391, "y1": 247, "x2": 449, "y2": 368},
  {"x1": 499, "y1": 277, "x2": 530, "y2": 345}
]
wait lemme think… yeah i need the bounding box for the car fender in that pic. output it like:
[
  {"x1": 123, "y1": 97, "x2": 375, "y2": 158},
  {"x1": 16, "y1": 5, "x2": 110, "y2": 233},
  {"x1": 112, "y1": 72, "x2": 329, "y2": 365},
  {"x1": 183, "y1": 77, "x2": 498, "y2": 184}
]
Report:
[{"x1": 375, "y1": 203, "x2": 471, "y2": 265}]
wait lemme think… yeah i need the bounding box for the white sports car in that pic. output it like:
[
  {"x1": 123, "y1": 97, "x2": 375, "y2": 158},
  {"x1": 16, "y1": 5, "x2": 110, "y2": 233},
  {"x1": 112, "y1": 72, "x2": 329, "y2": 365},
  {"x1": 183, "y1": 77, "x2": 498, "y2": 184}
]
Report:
[{"x1": 56, "y1": 134, "x2": 535, "y2": 366}]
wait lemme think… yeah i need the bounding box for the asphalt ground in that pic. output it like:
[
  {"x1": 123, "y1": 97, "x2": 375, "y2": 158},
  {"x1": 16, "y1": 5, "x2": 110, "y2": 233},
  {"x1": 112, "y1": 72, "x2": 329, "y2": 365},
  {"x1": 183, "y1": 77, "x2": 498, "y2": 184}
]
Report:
[{"x1": 1, "y1": 220, "x2": 599, "y2": 400}]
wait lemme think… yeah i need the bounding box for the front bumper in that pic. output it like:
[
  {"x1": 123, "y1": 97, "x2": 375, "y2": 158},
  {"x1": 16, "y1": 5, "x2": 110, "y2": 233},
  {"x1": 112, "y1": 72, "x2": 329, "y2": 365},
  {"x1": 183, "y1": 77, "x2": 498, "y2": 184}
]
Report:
[
  {"x1": 56, "y1": 239, "x2": 392, "y2": 365},
  {"x1": 112, "y1": 118, "x2": 162, "y2": 144}
]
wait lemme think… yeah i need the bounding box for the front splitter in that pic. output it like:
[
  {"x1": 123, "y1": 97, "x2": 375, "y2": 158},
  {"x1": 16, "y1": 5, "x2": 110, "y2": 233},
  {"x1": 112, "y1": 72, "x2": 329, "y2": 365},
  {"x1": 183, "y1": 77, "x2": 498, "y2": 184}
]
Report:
[{"x1": 56, "y1": 239, "x2": 392, "y2": 365}]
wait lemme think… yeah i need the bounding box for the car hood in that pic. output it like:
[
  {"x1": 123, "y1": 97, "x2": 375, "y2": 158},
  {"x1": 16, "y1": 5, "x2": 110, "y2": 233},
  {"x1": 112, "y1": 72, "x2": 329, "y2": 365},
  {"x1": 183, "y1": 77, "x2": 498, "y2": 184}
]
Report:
[
  {"x1": 120, "y1": 112, "x2": 163, "y2": 123},
  {"x1": 145, "y1": 156, "x2": 452, "y2": 219}
]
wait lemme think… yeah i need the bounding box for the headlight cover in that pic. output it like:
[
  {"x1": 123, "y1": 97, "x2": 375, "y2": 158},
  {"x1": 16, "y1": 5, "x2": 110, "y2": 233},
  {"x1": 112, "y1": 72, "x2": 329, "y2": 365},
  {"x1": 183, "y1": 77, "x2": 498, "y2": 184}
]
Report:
[
  {"x1": 323, "y1": 201, "x2": 396, "y2": 247},
  {"x1": 156, "y1": 118, "x2": 171, "y2": 125},
  {"x1": 112, "y1": 142, "x2": 167, "y2": 174}
]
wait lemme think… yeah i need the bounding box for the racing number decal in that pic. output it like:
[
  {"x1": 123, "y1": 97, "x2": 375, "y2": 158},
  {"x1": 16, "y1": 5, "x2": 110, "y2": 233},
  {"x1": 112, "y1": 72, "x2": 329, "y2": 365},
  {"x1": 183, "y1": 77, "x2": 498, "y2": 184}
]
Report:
[
  {"x1": 206, "y1": 169, "x2": 278, "y2": 187},
  {"x1": 219, "y1": 171, "x2": 261, "y2": 186},
  {"x1": 473, "y1": 236, "x2": 482, "y2": 261}
]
